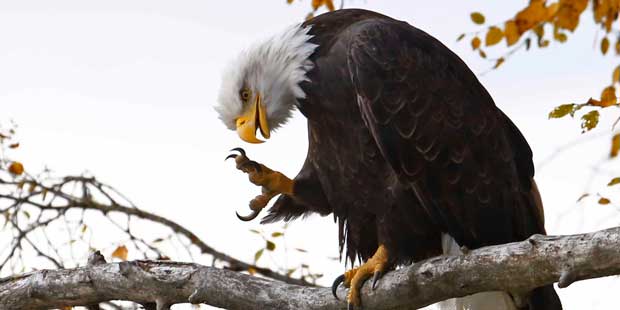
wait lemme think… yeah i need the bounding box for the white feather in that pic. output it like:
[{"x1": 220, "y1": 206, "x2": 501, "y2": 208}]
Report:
[
  {"x1": 435, "y1": 234, "x2": 518, "y2": 310},
  {"x1": 215, "y1": 24, "x2": 317, "y2": 131}
]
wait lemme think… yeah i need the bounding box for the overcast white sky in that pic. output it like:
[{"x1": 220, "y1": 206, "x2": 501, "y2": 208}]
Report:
[{"x1": 2, "y1": 0, "x2": 620, "y2": 309}]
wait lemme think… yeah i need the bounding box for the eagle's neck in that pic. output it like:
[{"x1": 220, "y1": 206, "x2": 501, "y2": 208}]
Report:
[{"x1": 249, "y1": 25, "x2": 318, "y2": 129}]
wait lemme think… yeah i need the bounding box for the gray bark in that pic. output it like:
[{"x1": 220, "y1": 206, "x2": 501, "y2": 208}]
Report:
[{"x1": 2, "y1": 227, "x2": 620, "y2": 310}]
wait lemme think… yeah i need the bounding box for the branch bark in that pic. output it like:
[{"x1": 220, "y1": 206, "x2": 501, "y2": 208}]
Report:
[{"x1": 2, "y1": 226, "x2": 620, "y2": 310}]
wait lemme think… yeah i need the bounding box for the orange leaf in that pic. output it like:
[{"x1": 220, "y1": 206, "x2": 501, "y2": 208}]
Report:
[
  {"x1": 8, "y1": 162, "x2": 24, "y2": 175},
  {"x1": 515, "y1": 0, "x2": 548, "y2": 34},
  {"x1": 611, "y1": 133, "x2": 620, "y2": 158},
  {"x1": 485, "y1": 27, "x2": 504, "y2": 46},
  {"x1": 471, "y1": 37, "x2": 481, "y2": 50},
  {"x1": 494, "y1": 57, "x2": 505, "y2": 69},
  {"x1": 598, "y1": 197, "x2": 611, "y2": 205},
  {"x1": 600, "y1": 86, "x2": 617, "y2": 106},
  {"x1": 111, "y1": 245, "x2": 128, "y2": 261},
  {"x1": 470, "y1": 12, "x2": 485, "y2": 24},
  {"x1": 504, "y1": 20, "x2": 521, "y2": 46},
  {"x1": 601, "y1": 37, "x2": 610, "y2": 55}
]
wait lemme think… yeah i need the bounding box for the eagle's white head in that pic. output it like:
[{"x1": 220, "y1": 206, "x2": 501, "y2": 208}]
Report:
[{"x1": 215, "y1": 25, "x2": 317, "y2": 143}]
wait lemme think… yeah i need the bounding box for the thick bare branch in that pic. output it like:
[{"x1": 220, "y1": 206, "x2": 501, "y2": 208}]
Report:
[{"x1": 2, "y1": 226, "x2": 620, "y2": 310}]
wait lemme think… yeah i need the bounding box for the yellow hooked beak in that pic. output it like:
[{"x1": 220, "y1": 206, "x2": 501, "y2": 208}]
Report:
[{"x1": 236, "y1": 93, "x2": 270, "y2": 144}]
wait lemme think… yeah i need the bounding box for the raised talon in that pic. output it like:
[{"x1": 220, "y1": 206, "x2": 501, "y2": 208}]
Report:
[{"x1": 236, "y1": 209, "x2": 260, "y2": 221}]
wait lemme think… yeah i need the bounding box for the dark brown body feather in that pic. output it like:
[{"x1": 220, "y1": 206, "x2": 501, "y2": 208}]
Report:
[{"x1": 261, "y1": 9, "x2": 561, "y2": 309}]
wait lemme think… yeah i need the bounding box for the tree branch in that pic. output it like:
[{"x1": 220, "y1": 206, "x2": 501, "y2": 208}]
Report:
[{"x1": 2, "y1": 226, "x2": 620, "y2": 310}]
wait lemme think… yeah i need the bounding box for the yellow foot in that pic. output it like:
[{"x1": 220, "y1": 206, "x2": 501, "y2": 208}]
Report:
[
  {"x1": 332, "y1": 244, "x2": 389, "y2": 309},
  {"x1": 226, "y1": 148, "x2": 294, "y2": 221}
]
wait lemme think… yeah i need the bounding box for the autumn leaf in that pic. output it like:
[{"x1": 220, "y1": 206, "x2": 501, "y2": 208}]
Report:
[
  {"x1": 515, "y1": 0, "x2": 548, "y2": 34},
  {"x1": 471, "y1": 37, "x2": 481, "y2": 50},
  {"x1": 311, "y1": 0, "x2": 323, "y2": 10},
  {"x1": 456, "y1": 33, "x2": 465, "y2": 41},
  {"x1": 271, "y1": 232, "x2": 284, "y2": 237},
  {"x1": 599, "y1": 86, "x2": 616, "y2": 107},
  {"x1": 266, "y1": 240, "x2": 276, "y2": 251},
  {"x1": 598, "y1": 197, "x2": 611, "y2": 205},
  {"x1": 8, "y1": 161, "x2": 24, "y2": 175},
  {"x1": 9, "y1": 143, "x2": 19, "y2": 149},
  {"x1": 479, "y1": 49, "x2": 487, "y2": 58},
  {"x1": 581, "y1": 110, "x2": 600, "y2": 132},
  {"x1": 608, "y1": 177, "x2": 620, "y2": 186},
  {"x1": 470, "y1": 12, "x2": 485, "y2": 24},
  {"x1": 548, "y1": 103, "x2": 576, "y2": 118},
  {"x1": 485, "y1": 27, "x2": 504, "y2": 46},
  {"x1": 494, "y1": 57, "x2": 505, "y2": 69},
  {"x1": 613, "y1": 66, "x2": 620, "y2": 84},
  {"x1": 324, "y1": 0, "x2": 335, "y2": 11},
  {"x1": 111, "y1": 245, "x2": 128, "y2": 261},
  {"x1": 601, "y1": 37, "x2": 610, "y2": 55},
  {"x1": 611, "y1": 133, "x2": 620, "y2": 158},
  {"x1": 254, "y1": 248, "x2": 264, "y2": 262},
  {"x1": 504, "y1": 20, "x2": 521, "y2": 46}
]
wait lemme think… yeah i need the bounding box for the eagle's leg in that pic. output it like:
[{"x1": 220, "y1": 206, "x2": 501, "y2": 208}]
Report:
[
  {"x1": 335, "y1": 244, "x2": 389, "y2": 309},
  {"x1": 226, "y1": 148, "x2": 294, "y2": 220}
]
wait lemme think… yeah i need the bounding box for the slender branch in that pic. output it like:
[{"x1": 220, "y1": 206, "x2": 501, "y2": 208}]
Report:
[{"x1": 2, "y1": 226, "x2": 620, "y2": 310}]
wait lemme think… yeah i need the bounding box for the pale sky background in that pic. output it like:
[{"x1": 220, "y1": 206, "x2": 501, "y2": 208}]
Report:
[{"x1": 2, "y1": 0, "x2": 620, "y2": 309}]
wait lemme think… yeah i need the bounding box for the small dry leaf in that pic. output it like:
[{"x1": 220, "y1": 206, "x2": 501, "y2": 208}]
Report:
[
  {"x1": 254, "y1": 248, "x2": 264, "y2": 262},
  {"x1": 611, "y1": 133, "x2": 620, "y2": 158},
  {"x1": 479, "y1": 49, "x2": 487, "y2": 58},
  {"x1": 548, "y1": 103, "x2": 575, "y2": 118},
  {"x1": 271, "y1": 232, "x2": 284, "y2": 237},
  {"x1": 8, "y1": 161, "x2": 24, "y2": 175},
  {"x1": 600, "y1": 86, "x2": 617, "y2": 107},
  {"x1": 471, "y1": 37, "x2": 481, "y2": 50},
  {"x1": 615, "y1": 40, "x2": 620, "y2": 54},
  {"x1": 581, "y1": 110, "x2": 600, "y2": 132},
  {"x1": 598, "y1": 197, "x2": 611, "y2": 205},
  {"x1": 266, "y1": 240, "x2": 276, "y2": 251},
  {"x1": 602, "y1": 37, "x2": 610, "y2": 55},
  {"x1": 470, "y1": 12, "x2": 485, "y2": 24},
  {"x1": 614, "y1": 66, "x2": 620, "y2": 84},
  {"x1": 111, "y1": 245, "x2": 128, "y2": 261},
  {"x1": 247, "y1": 266, "x2": 257, "y2": 275},
  {"x1": 504, "y1": 20, "x2": 521, "y2": 46},
  {"x1": 485, "y1": 26, "x2": 504, "y2": 46},
  {"x1": 494, "y1": 57, "x2": 505, "y2": 69},
  {"x1": 515, "y1": 0, "x2": 547, "y2": 34},
  {"x1": 456, "y1": 33, "x2": 466, "y2": 41},
  {"x1": 577, "y1": 193, "x2": 590, "y2": 202},
  {"x1": 9, "y1": 143, "x2": 19, "y2": 149},
  {"x1": 608, "y1": 177, "x2": 620, "y2": 186}
]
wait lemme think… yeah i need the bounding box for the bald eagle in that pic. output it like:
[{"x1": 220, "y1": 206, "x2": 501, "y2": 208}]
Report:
[{"x1": 217, "y1": 9, "x2": 562, "y2": 310}]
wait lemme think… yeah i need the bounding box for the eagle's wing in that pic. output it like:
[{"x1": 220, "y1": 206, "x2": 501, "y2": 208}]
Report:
[{"x1": 347, "y1": 19, "x2": 544, "y2": 248}]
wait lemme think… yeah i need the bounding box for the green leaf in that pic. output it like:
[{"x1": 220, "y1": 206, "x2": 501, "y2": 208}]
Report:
[
  {"x1": 266, "y1": 240, "x2": 276, "y2": 251},
  {"x1": 470, "y1": 12, "x2": 485, "y2": 24},
  {"x1": 608, "y1": 177, "x2": 620, "y2": 186},
  {"x1": 581, "y1": 110, "x2": 600, "y2": 132},
  {"x1": 271, "y1": 232, "x2": 284, "y2": 238},
  {"x1": 548, "y1": 104, "x2": 576, "y2": 119},
  {"x1": 254, "y1": 249, "x2": 264, "y2": 262}
]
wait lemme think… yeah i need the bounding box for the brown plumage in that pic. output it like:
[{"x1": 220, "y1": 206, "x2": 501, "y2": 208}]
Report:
[{"x1": 254, "y1": 9, "x2": 561, "y2": 309}]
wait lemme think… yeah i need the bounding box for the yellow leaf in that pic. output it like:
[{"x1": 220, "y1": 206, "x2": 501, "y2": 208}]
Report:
[
  {"x1": 555, "y1": 0, "x2": 587, "y2": 31},
  {"x1": 581, "y1": 110, "x2": 600, "y2": 132},
  {"x1": 471, "y1": 37, "x2": 481, "y2": 50},
  {"x1": 470, "y1": 12, "x2": 485, "y2": 24},
  {"x1": 548, "y1": 103, "x2": 576, "y2": 118},
  {"x1": 611, "y1": 133, "x2": 620, "y2": 158},
  {"x1": 494, "y1": 57, "x2": 505, "y2": 69},
  {"x1": 600, "y1": 86, "x2": 617, "y2": 107},
  {"x1": 515, "y1": 0, "x2": 548, "y2": 34},
  {"x1": 504, "y1": 20, "x2": 521, "y2": 46},
  {"x1": 598, "y1": 197, "x2": 611, "y2": 205},
  {"x1": 485, "y1": 27, "x2": 504, "y2": 46},
  {"x1": 111, "y1": 245, "x2": 128, "y2": 261},
  {"x1": 8, "y1": 161, "x2": 24, "y2": 175},
  {"x1": 608, "y1": 177, "x2": 620, "y2": 186},
  {"x1": 602, "y1": 37, "x2": 610, "y2": 55}
]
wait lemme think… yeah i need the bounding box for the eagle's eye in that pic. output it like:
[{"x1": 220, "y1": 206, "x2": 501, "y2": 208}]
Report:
[{"x1": 240, "y1": 89, "x2": 251, "y2": 102}]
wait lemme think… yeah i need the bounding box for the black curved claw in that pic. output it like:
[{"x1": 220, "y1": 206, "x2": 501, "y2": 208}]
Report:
[
  {"x1": 371, "y1": 271, "x2": 382, "y2": 290},
  {"x1": 236, "y1": 209, "x2": 260, "y2": 222},
  {"x1": 225, "y1": 154, "x2": 237, "y2": 161},
  {"x1": 229, "y1": 147, "x2": 246, "y2": 157},
  {"x1": 331, "y1": 274, "x2": 345, "y2": 300},
  {"x1": 240, "y1": 160, "x2": 262, "y2": 173}
]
